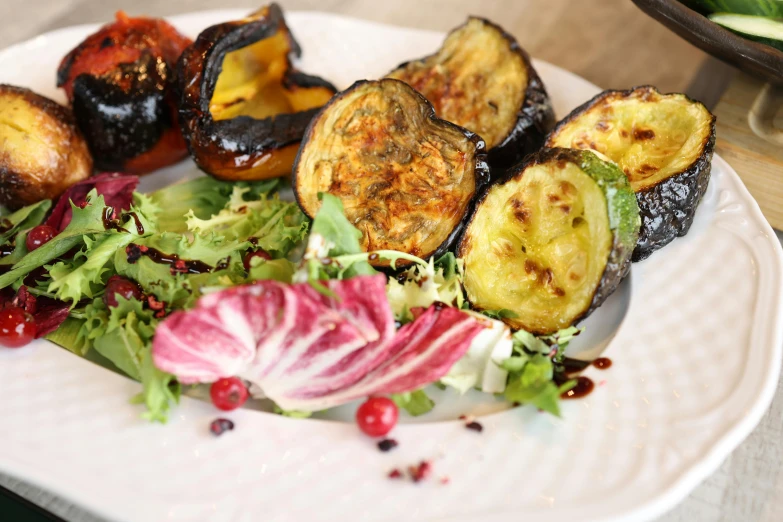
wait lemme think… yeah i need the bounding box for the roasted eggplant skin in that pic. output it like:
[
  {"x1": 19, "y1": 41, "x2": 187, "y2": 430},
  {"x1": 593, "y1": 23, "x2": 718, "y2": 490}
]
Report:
[
  {"x1": 387, "y1": 17, "x2": 555, "y2": 173},
  {"x1": 0, "y1": 84, "x2": 93, "y2": 209},
  {"x1": 293, "y1": 78, "x2": 490, "y2": 267},
  {"x1": 546, "y1": 86, "x2": 716, "y2": 261},
  {"x1": 488, "y1": 56, "x2": 555, "y2": 171},
  {"x1": 458, "y1": 148, "x2": 640, "y2": 334},
  {"x1": 57, "y1": 12, "x2": 192, "y2": 174},
  {"x1": 177, "y1": 4, "x2": 337, "y2": 181}
]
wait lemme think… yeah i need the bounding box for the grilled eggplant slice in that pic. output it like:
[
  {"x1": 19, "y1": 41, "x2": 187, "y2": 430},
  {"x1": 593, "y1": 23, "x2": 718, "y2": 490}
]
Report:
[
  {"x1": 57, "y1": 11, "x2": 192, "y2": 174},
  {"x1": 387, "y1": 17, "x2": 554, "y2": 171},
  {"x1": 459, "y1": 148, "x2": 640, "y2": 334},
  {"x1": 177, "y1": 4, "x2": 337, "y2": 181},
  {"x1": 0, "y1": 85, "x2": 92, "y2": 209},
  {"x1": 546, "y1": 86, "x2": 716, "y2": 261},
  {"x1": 293, "y1": 78, "x2": 489, "y2": 266}
]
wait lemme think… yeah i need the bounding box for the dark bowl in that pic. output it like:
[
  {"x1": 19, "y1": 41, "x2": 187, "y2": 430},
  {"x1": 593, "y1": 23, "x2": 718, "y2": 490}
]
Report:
[{"x1": 632, "y1": 0, "x2": 783, "y2": 84}]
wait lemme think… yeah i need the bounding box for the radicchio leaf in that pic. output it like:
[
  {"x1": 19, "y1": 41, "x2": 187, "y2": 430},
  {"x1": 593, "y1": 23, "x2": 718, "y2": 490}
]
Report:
[
  {"x1": 2, "y1": 286, "x2": 70, "y2": 338},
  {"x1": 152, "y1": 276, "x2": 484, "y2": 411},
  {"x1": 46, "y1": 173, "x2": 139, "y2": 231}
]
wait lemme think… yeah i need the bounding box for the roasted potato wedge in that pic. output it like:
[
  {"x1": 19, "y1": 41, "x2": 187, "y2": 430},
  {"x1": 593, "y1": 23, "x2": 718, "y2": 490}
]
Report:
[{"x1": 0, "y1": 84, "x2": 92, "y2": 209}]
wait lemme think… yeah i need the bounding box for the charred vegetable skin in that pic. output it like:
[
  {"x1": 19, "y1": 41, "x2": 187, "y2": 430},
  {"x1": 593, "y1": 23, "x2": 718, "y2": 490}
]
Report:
[
  {"x1": 459, "y1": 148, "x2": 640, "y2": 334},
  {"x1": 57, "y1": 12, "x2": 191, "y2": 174},
  {"x1": 387, "y1": 17, "x2": 554, "y2": 172},
  {"x1": 0, "y1": 85, "x2": 92, "y2": 209},
  {"x1": 293, "y1": 78, "x2": 489, "y2": 266},
  {"x1": 177, "y1": 4, "x2": 337, "y2": 181},
  {"x1": 546, "y1": 86, "x2": 716, "y2": 261}
]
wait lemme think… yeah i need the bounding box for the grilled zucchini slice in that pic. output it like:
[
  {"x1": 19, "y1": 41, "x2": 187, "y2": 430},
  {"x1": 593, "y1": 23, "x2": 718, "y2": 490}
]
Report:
[
  {"x1": 293, "y1": 78, "x2": 489, "y2": 266},
  {"x1": 546, "y1": 86, "x2": 715, "y2": 261},
  {"x1": 387, "y1": 17, "x2": 554, "y2": 171},
  {"x1": 459, "y1": 148, "x2": 640, "y2": 334}
]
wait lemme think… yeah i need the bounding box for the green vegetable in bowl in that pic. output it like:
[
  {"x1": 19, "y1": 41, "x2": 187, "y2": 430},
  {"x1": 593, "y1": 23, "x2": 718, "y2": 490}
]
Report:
[
  {"x1": 682, "y1": 0, "x2": 783, "y2": 17},
  {"x1": 709, "y1": 13, "x2": 783, "y2": 51}
]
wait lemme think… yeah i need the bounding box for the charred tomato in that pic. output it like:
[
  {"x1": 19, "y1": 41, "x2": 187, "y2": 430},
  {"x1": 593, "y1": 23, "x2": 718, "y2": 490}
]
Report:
[{"x1": 57, "y1": 11, "x2": 192, "y2": 174}]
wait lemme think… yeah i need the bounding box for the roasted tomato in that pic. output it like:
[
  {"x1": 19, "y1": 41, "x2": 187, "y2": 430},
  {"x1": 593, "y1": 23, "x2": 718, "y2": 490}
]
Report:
[
  {"x1": 0, "y1": 85, "x2": 92, "y2": 209},
  {"x1": 459, "y1": 148, "x2": 640, "y2": 334},
  {"x1": 57, "y1": 11, "x2": 192, "y2": 174},
  {"x1": 294, "y1": 78, "x2": 489, "y2": 267},
  {"x1": 546, "y1": 86, "x2": 716, "y2": 261},
  {"x1": 177, "y1": 4, "x2": 337, "y2": 181},
  {"x1": 387, "y1": 17, "x2": 554, "y2": 172}
]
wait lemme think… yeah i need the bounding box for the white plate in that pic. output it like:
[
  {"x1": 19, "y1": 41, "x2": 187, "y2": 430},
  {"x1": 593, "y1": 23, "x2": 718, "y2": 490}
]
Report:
[{"x1": 1, "y1": 9, "x2": 782, "y2": 522}]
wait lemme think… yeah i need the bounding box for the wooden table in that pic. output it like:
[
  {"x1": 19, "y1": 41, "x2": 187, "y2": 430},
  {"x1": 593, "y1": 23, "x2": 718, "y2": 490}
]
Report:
[{"x1": 1, "y1": 1, "x2": 782, "y2": 521}]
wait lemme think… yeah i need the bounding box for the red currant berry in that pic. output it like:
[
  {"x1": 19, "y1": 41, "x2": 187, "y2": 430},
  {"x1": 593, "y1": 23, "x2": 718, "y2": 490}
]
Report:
[
  {"x1": 0, "y1": 306, "x2": 36, "y2": 348},
  {"x1": 243, "y1": 249, "x2": 272, "y2": 271},
  {"x1": 356, "y1": 397, "x2": 398, "y2": 437},
  {"x1": 210, "y1": 377, "x2": 249, "y2": 411},
  {"x1": 103, "y1": 275, "x2": 143, "y2": 308},
  {"x1": 25, "y1": 225, "x2": 58, "y2": 252}
]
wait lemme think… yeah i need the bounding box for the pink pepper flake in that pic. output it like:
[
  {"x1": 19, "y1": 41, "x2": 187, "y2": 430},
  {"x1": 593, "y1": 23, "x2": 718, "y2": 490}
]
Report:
[
  {"x1": 388, "y1": 469, "x2": 403, "y2": 479},
  {"x1": 409, "y1": 460, "x2": 432, "y2": 483}
]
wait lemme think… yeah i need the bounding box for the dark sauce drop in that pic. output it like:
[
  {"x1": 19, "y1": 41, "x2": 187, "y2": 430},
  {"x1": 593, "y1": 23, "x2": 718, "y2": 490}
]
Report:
[
  {"x1": 554, "y1": 356, "x2": 611, "y2": 399},
  {"x1": 126, "y1": 243, "x2": 213, "y2": 275},
  {"x1": 126, "y1": 212, "x2": 145, "y2": 234},
  {"x1": 561, "y1": 376, "x2": 594, "y2": 399},
  {"x1": 215, "y1": 257, "x2": 230, "y2": 271},
  {"x1": 560, "y1": 357, "x2": 591, "y2": 375},
  {"x1": 102, "y1": 207, "x2": 128, "y2": 233}
]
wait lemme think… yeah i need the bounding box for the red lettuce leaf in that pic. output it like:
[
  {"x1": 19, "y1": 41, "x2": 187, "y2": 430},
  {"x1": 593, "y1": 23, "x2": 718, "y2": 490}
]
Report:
[
  {"x1": 1, "y1": 286, "x2": 70, "y2": 338},
  {"x1": 46, "y1": 173, "x2": 139, "y2": 231}
]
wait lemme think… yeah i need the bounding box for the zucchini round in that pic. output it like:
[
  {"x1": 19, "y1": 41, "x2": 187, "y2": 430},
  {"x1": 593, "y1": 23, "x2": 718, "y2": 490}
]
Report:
[
  {"x1": 177, "y1": 4, "x2": 337, "y2": 181},
  {"x1": 387, "y1": 17, "x2": 554, "y2": 171},
  {"x1": 545, "y1": 86, "x2": 715, "y2": 261},
  {"x1": 293, "y1": 78, "x2": 489, "y2": 267},
  {"x1": 458, "y1": 148, "x2": 640, "y2": 334}
]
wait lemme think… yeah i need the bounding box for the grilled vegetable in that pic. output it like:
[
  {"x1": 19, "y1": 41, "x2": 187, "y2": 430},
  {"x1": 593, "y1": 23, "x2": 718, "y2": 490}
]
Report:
[
  {"x1": 293, "y1": 78, "x2": 489, "y2": 266},
  {"x1": 545, "y1": 86, "x2": 715, "y2": 261},
  {"x1": 458, "y1": 148, "x2": 640, "y2": 335},
  {"x1": 682, "y1": 0, "x2": 783, "y2": 17},
  {"x1": 0, "y1": 84, "x2": 92, "y2": 209},
  {"x1": 387, "y1": 17, "x2": 554, "y2": 171},
  {"x1": 177, "y1": 4, "x2": 337, "y2": 181},
  {"x1": 709, "y1": 13, "x2": 783, "y2": 52},
  {"x1": 57, "y1": 11, "x2": 192, "y2": 174}
]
